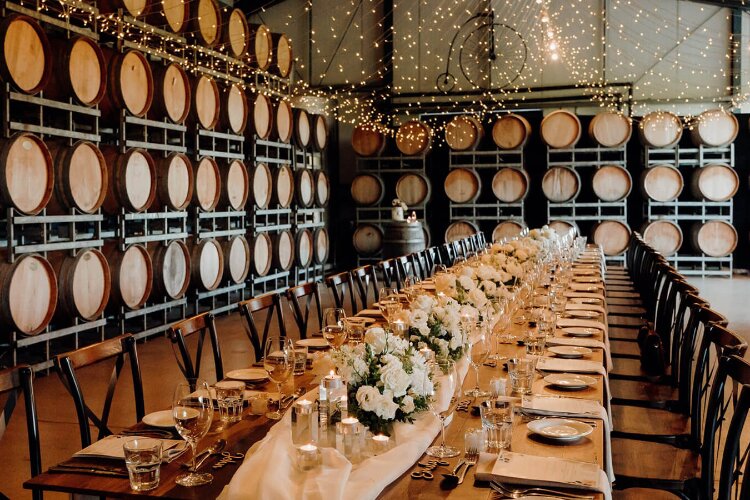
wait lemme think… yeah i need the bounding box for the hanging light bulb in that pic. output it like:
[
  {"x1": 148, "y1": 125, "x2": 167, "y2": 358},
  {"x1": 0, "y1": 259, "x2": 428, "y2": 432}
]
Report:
[
  {"x1": 548, "y1": 41, "x2": 558, "y2": 51},
  {"x1": 550, "y1": 52, "x2": 559, "y2": 61}
]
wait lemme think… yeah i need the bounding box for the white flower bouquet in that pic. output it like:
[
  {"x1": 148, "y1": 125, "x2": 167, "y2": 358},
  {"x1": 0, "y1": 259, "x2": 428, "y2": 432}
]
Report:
[{"x1": 405, "y1": 294, "x2": 470, "y2": 361}]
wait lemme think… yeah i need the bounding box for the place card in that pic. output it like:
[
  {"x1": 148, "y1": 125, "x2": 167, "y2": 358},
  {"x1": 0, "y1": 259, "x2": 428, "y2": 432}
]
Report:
[{"x1": 74, "y1": 435, "x2": 184, "y2": 460}]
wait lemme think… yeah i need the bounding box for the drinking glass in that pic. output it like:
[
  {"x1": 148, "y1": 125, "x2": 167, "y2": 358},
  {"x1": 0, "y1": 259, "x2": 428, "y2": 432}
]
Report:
[
  {"x1": 263, "y1": 336, "x2": 294, "y2": 420},
  {"x1": 123, "y1": 438, "x2": 162, "y2": 491},
  {"x1": 524, "y1": 332, "x2": 547, "y2": 358},
  {"x1": 403, "y1": 276, "x2": 421, "y2": 303},
  {"x1": 479, "y1": 399, "x2": 514, "y2": 455},
  {"x1": 434, "y1": 264, "x2": 448, "y2": 276},
  {"x1": 466, "y1": 326, "x2": 490, "y2": 397},
  {"x1": 323, "y1": 308, "x2": 348, "y2": 350},
  {"x1": 377, "y1": 288, "x2": 400, "y2": 324},
  {"x1": 507, "y1": 358, "x2": 536, "y2": 395},
  {"x1": 172, "y1": 381, "x2": 214, "y2": 487},
  {"x1": 426, "y1": 360, "x2": 461, "y2": 458},
  {"x1": 292, "y1": 345, "x2": 308, "y2": 375},
  {"x1": 343, "y1": 317, "x2": 367, "y2": 345},
  {"x1": 214, "y1": 380, "x2": 245, "y2": 423}
]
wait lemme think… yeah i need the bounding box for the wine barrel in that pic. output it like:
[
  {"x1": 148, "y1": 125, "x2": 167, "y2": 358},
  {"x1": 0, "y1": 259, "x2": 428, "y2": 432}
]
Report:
[
  {"x1": 100, "y1": 147, "x2": 156, "y2": 214},
  {"x1": 542, "y1": 166, "x2": 581, "y2": 203},
  {"x1": 219, "y1": 83, "x2": 248, "y2": 134},
  {"x1": 152, "y1": 62, "x2": 190, "y2": 124},
  {"x1": 0, "y1": 15, "x2": 51, "y2": 95},
  {"x1": 154, "y1": 153, "x2": 193, "y2": 211},
  {"x1": 250, "y1": 162, "x2": 273, "y2": 209},
  {"x1": 47, "y1": 35, "x2": 106, "y2": 106},
  {"x1": 352, "y1": 223, "x2": 383, "y2": 256},
  {"x1": 314, "y1": 227, "x2": 330, "y2": 264},
  {"x1": 251, "y1": 24, "x2": 274, "y2": 71},
  {"x1": 295, "y1": 228, "x2": 314, "y2": 267},
  {"x1": 422, "y1": 223, "x2": 432, "y2": 248},
  {"x1": 295, "y1": 169, "x2": 315, "y2": 208},
  {"x1": 691, "y1": 109, "x2": 738, "y2": 147},
  {"x1": 222, "y1": 235, "x2": 251, "y2": 284},
  {"x1": 352, "y1": 124, "x2": 387, "y2": 157},
  {"x1": 252, "y1": 94, "x2": 274, "y2": 139},
  {"x1": 0, "y1": 128, "x2": 53, "y2": 215},
  {"x1": 252, "y1": 232, "x2": 273, "y2": 276},
  {"x1": 273, "y1": 165, "x2": 294, "y2": 208},
  {"x1": 224, "y1": 8, "x2": 250, "y2": 59},
  {"x1": 351, "y1": 174, "x2": 384, "y2": 206},
  {"x1": 47, "y1": 140, "x2": 107, "y2": 215},
  {"x1": 383, "y1": 221, "x2": 426, "y2": 258},
  {"x1": 192, "y1": 0, "x2": 222, "y2": 48},
  {"x1": 588, "y1": 112, "x2": 632, "y2": 148},
  {"x1": 396, "y1": 120, "x2": 432, "y2": 156},
  {"x1": 190, "y1": 238, "x2": 224, "y2": 290},
  {"x1": 540, "y1": 110, "x2": 581, "y2": 149},
  {"x1": 101, "y1": 49, "x2": 153, "y2": 121},
  {"x1": 445, "y1": 115, "x2": 484, "y2": 151},
  {"x1": 149, "y1": 240, "x2": 190, "y2": 299},
  {"x1": 592, "y1": 165, "x2": 632, "y2": 202},
  {"x1": 193, "y1": 157, "x2": 221, "y2": 211},
  {"x1": 103, "y1": 243, "x2": 152, "y2": 309},
  {"x1": 99, "y1": 0, "x2": 148, "y2": 17},
  {"x1": 492, "y1": 114, "x2": 531, "y2": 150},
  {"x1": 274, "y1": 33, "x2": 293, "y2": 78},
  {"x1": 312, "y1": 115, "x2": 329, "y2": 151},
  {"x1": 548, "y1": 220, "x2": 579, "y2": 238},
  {"x1": 639, "y1": 111, "x2": 683, "y2": 148},
  {"x1": 591, "y1": 220, "x2": 631, "y2": 256},
  {"x1": 220, "y1": 159, "x2": 249, "y2": 210},
  {"x1": 294, "y1": 109, "x2": 312, "y2": 148},
  {"x1": 315, "y1": 171, "x2": 330, "y2": 207},
  {"x1": 146, "y1": 0, "x2": 189, "y2": 33},
  {"x1": 641, "y1": 220, "x2": 682, "y2": 256},
  {"x1": 276, "y1": 100, "x2": 294, "y2": 143},
  {"x1": 192, "y1": 75, "x2": 220, "y2": 130},
  {"x1": 445, "y1": 221, "x2": 479, "y2": 243},
  {"x1": 444, "y1": 168, "x2": 481, "y2": 203},
  {"x1": 49, "y1": 249, "x2": 111, "y2": 321},
  {"x1": 690, "y1": 221, "x2": 737, "y2": 257},
  {"x1": 492, "y1": 168, "x2": 530, "y2": 203},
  {"x1": 640, "y1": 165, "x2": 684, "y2": 202},
  {"x1": 395, "y1": 173, "x2": 431, "y2": 206},
  {"x1": 492, "y1": 220, "x2": 527, "y2": 243},
  {"x1": 690, "y1": 164, "x2": 739, "y2": 202},
  {"x1": 273, "y1": 230, "x2": 295, "y2": 271},
  {"x1": 0, "y1": 253, "x2": 57, "y2": 335}
]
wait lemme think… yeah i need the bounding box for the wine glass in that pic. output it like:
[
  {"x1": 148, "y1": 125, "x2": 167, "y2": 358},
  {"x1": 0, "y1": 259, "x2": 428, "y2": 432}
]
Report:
[
  {"x1": 378, "y1": 287, "x2": 399, "y2": 322},
  {"x1": 263, "y1": 336, "x2": 294, "y2": 420},
  {"x1": 466, "y1": 326, "x2": 490, "y2": 397},
  {"x1": 426, "y1": 359, "x2": 461, "y2": 458},
  {"x1": 172, "y1": 380, "x2": 214, "y2": 487},
  {"x1": 322, "y1": 308, "x2": 348, "y2": 350},
  {"x1": 403, "y1": 276, "x2": 421, "y2": 304}
]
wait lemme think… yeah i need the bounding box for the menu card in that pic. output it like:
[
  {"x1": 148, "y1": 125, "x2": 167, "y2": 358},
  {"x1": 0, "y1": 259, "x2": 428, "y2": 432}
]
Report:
[{"x1": 74, "y1": 435, "x2": 184, "y2": 460}]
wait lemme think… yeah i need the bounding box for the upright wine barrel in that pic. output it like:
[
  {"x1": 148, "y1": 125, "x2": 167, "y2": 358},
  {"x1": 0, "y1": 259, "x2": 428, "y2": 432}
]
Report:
[
  {"x1": 49, "y1": 249, "x2": 111, "y2": 322},
  {"x1": 641, "y1": 220, "x2": 682, "y2": 256},
  {"x1": 352, "y1": 124, "x2": 386, "y2": 157},
  {"x1": 146, "y1": 0, "x2": 189, "y2": 33},
  {"x1": 690, "y1": 221, "x2": 737, "y2": 257},
  {"x1": 492, "y1": 114, "x2": 531, "y2": 150},
  {"x1": 154, "y1": 153, "x2": 193, "y2": 211},
  {"x1": 99, "y1": 0, "x2": 148, "y2": 17},
  {"x1": 383, "y1": 221, "x2": 426, "y2": 258},
  {"x1": 314, "y1": 227, "x2": 330, "y2": 264},
  {"x1": 492, "y1": 220, "x2": 526, "y2": 243},
  {"x1": 222, "y1": 235, "x2": 251, "y2": 284},
  {"x1": 193, "y1": 157, "x2": 221, "y2": 211},
  {"x1": 540, "y1": 110, "x2": 581, "y2": 149},
  {"x1": 269, "y1": 33, "x2": 292, "y2": 77},
  {"x1": 0, "y1": 253, "x2": 57, "y2": 335},
  {"x1": 588, "y1": 112, "x2": 632, "y2": 148},
  {"x1": 219, "y1": 83, "x2": 248, "y2": 134},
  {"x1": 192, "y1": 75, "x2": 220, "y2": 130},
  {"x1": 542, "y1": 166, "x2": 581, "y2": 203},
  {"x1": 252, "y1": 94, "x2": 274, "y2": 139},
  {"x1": 295, "y1": 169, "x2": 315, "y2": 208},
  {"x1": 192, "y1": 0, "x2": 222, "y2": 48},
  {"x1": 0, "y1": 15, "x2": 51, "y2": 95},
  {"x1": 294, "y1": 109, "x2": 312, "y2": 148},
  {"x1": 152, "y1": 62, "x2": 190, "y2": 124},
  {"x1": 690, "y1": 164, "x2": 739, "y2": 202},
  {"x1": 224, "y1": 8, "x2": 250, "y2": 59},
  {"x1": 591, "y1": 221, "x2": 631, "y2": 256},
  {"x1": 352, "y1": 223, "x2": 383, "y2": 256},
  {"x1": 101, "y1": 147, "x2": 156, "y2": 214},
  {"x1": 276, "y1": 100, "x2": 294, "y2": 143},
  {"x1": 640, "y1": 165, "x2": 683, "y2": 202},
  {"x1": 250, "y1": 24, "x2": 274, "y2": 71},
  {"x1": 691, "y1": 109, "x2": 738, "y2": 147},
  {"x1": 445, "y1": 221, "x2": 479, "y2": 243},
  {"x1": 273, "y1": 165, "x2": 294, "y2": 208},
  {"x1": 250, "y1": 162, "x2": 273, "y2": 209},
  {"x1": 351, "y1": 174, "x2": 384, "y2": 206},
  {"x1": 639, "y1": 111, "x2": 683, "y2": 148},
  {"x1": 395, "y1": 173, "x2": 431, "y2": 206},
  {"x1": 252, "y1": 232, "x2": 273, "y2": 276},
  {"x1": 103, "y1": 243, "x2": 152, "y2": 310},
  {"x1": 422, "y1": 223, "x2": 432, "y2": 248},
  {"x1": 190, "y1": 238, "x2": 224, "y2": 290},
  {"x1": 312, "y1": 115, "x2": 329, "y2": 151},
  {"x1": 592, "y1": 165, "x2": 632, "y2": 201},
  {"x1": 220, "y1": 159, "x2": 249, "y2": 210},
  {"x1": 549, "y1": 220, "x2": 579, "y2": 238},
  {"x1": 149, "y1": 240, "x2": 190, "y2": 299},
  {"x1": 101, "y1": 49, "x2": 153, "y2": 121},
  {"x1": 47, "y1": 140, "x2": 107, "y2": 215},
  {"x1": 295, "y1": 229, "x2": 314, "y2": 267},
  {"x1": 0, "y1": 131, "x2": 54, "y2": 216},
  {"x1": 315, "y1": 171, "x2": 330, "y2": 207},
  {"x1": 47, "y1": 35, "x2": 106, "y2": 106},
  {"x1": 492, "y1": 168, "x2": 529, "y2": 203},
  {"x1": 444, "y1": 168, "x2": 481, "y2": 203},
  {"x1": 445, "y1": 115, "x2": 483, "y2": 151},
  {"x1": 273, "y1": 230, "x2": 295, "y2": 271},
  {"x1": 396, "y1": 121, "x2": 432, "y2": 156}
]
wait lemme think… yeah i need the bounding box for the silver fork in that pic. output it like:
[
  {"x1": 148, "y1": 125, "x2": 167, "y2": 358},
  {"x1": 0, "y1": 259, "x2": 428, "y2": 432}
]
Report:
[
  {"x1": 490, "y1": 481, "x2": 595, "y2": 499},
  {"x1": 457, "y1": 449, "x2": 478, "y2": 485}
]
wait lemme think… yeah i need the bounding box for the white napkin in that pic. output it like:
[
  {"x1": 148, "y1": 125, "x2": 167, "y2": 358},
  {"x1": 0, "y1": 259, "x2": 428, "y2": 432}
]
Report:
[
  {"x1": 73, "y1": 435, "x2": 185, "y2": 460},
  {"x1": 565, "y1": 302, "x2": 606, "y2": 315},
  {"x1": 565, "y1": 291, "x2": 606, "y2": 301},
  {"x1": 537, "y1": 357, "x2": 612, "y2": 418},
  {"x1": 547, "y1": 336, "x2": 612, "y2": 371}
]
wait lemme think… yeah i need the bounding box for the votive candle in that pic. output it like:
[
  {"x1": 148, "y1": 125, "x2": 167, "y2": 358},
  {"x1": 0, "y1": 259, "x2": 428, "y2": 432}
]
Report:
[{"x1": 296, "y1": 443, "x2": 321, "y2": 471}]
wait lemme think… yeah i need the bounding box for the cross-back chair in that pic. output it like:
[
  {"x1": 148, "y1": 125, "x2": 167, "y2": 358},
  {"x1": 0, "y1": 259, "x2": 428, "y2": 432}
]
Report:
[
  {"x1": 238, "y1": 293, "x2": 287, "y2": 362},
  {"x1": 167, "y1": 313, "x2": 224, "y2": 386},
  {"x1": 286, "y1": 282, "x2": 324, "y2": 340}
]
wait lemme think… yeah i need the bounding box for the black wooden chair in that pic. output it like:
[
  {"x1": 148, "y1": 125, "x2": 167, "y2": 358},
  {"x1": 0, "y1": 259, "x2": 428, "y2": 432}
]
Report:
[
  {"x1": 238, "y1": 293, "x2": 287, "y2": 362},
  {"x1": 440, "y1": 243, "x2": 455, "y2": 267},
  {"x1": 325, "y1": 271, "x2": 359, "y2": 314},
  {"x1": 715, "y1": 355, "x2": 750, "y2": 500},
  {"x1": 286, "y1": 282, "x2": 324, "y2": 340},
  {"x1": 352, "y1": 265, "x2": 380, "y2": 309},
  {"x1": 395, "y1": 255, "x2": 413, "y2": 284},
  {"x1": 409, "y1": 252, "x2": 428, "y2": 280},
  {"x1": 379, "y1": 258, "x2": 400, "y2": 289},
  {"x1": 55, "y1": 334, "x2": 145, "y2": 448},
  {"x1": 167, "y1": 313, "x2": 224, "y2": 386}
]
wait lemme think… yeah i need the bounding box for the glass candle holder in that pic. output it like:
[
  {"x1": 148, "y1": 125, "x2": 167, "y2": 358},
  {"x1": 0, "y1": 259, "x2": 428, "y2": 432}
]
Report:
[
  {"x1": 335, "y1": 417, "x2": 364, "y2": 463},
  {"x1": 296, "y1": 443, "x2": 322, "y2": 471},
  {"x1": 292, "y1": 398, "x2": 318, "y2": 445},
  {"x1": 370, "y1": 433, "x2": 393, "y2": 456},
  {"x1": 319, "y1": 372, "x2": 347, "y2": 446}
]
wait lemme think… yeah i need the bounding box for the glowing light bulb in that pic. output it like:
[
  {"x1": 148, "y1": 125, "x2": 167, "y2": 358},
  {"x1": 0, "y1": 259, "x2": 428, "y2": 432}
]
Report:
[
  {"x1": 548, "y1": 41, "x2": 557, "y2": 50},
  {"x1": 550, "y1": 52, "x2": 559, "y2": 61}
]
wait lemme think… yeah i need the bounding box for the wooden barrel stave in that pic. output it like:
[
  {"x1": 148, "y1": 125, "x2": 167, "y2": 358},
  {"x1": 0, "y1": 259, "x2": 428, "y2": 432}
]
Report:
[
  {"x1": 0, "y1": 253, "x2": 57, "y2": 335},
  {"x1": 154, "y1": 152, "x2": 193, "y2": 211},
  {"x1": 591, "y1": 221, "x2": 631, "y2": 256},
  {"x1": 152, "y1": 62, "x2": 191, "y2": 124},
  {"x1": 0, "y1": 15, "x2": 52, "y2": 95},
  {"x1": 222, "y1": 235, "x2": 251, "y2": 284},
  {"x1": 639, "y1": 111, "x2": 683, "y2": 148},
  {"x1": 190, "y1": 238, "x2": 224, "y2": 290},
  {"x1": 351, "y1": 174, "x2": 384, "y2": 206},
  {"x1": 49, "y1": 249, "x2": 111, "y2": 321},
  {"x1": 295, "y1": 229, "x2": 314, "y2": 267},
  {"x1": 352, "y1": 223, "x2": 383, "y2": 256},
  {"x1": 314, "y1": 171, "x2": 330, "y2": 207},
  {"x1": 383, "y1": 221, "x2": 426, "y2": 258},
  {"x1": 149, "y1": 240, "x2": 190, "y2": 299},
  {"x1": 444, "y1": 168, "x2": 481, "y2": 204},
  {"x1": 396, "y1": 121, "x2": 432, "y2": 156},
  {"x1": 641, "y1": 220, "x2": 682, "y2": 256},
  {"x1": 314, "y1": 227, "x2": 330, "y2": 264},
  {"x1": 47, "y1": 140, "x2": 108, "y2": 214},
  {"x1": 101, "y1": 147, "x2": 156, "y2": 214},
  {"x1": 272, "y1": 32, "x2": 293, "y2": 77},
  {"x1": 103, "y1": 243, "x2": 152, "y2": 309},
  {"x1": 542, "y1": 166, "x2": 581, "y2": 203},
  {"x1": 253, "y1": 232, "x2": 273, "y2": 276},
  {"x1": 492, "y1": 168, "x2": 529, "y2": 203},
  {"x1": 218, "y1": 83, "x2": 247, "y2": 134},
  {"x1": 691, "y1": 109, "x2": 738, "y2": 147},
  {"x1": 46, "y1": 35, "x2": 106, "y2": 106},
  {"x1": 492, "y1": 220, "x2": 527, "y2": 243},
  {"x1": 294, "y1": 109, "x2": 312, "y2": 148},
  {"x1": 352, "y1": 124, "x2": 386, "y2": 157},
  {"x1": 220, "y1": 159, "x2": 249, "y2": 210},
  {"x1": 193, "y1": 157, "x2": 221, "y2": 211},
  {"x1": 250, "y1": 162, "x2": 273, "y2": 209},
  {"x1": 273, "y1": 230, "x2": 295, "y2": 271},
  {"x1": 541, "y1": 110, "x2": 581, "y2": 149},
  {"x1": 592, "y1": 165, "x2": 632, "y2": 202},
  {"x1": 146, "y1": 0, "x2": 189, "y2": 33},
  {"x1": 99, "y1": 0, "x2": 149, "y2": 17},
  {"x1": 395, "y1": 173, "x2": 431, "y2": 206},
  {"x1": 192, "y1": 0, "x2": 222, "y2": 48},
  {"x1": 250, "y1": 24, "x2": 274, "y2": 71},
  {"x1": 100, "y1": 48, "x2": 154, "y2": 122},
  {"x1": 445, "y1": 220, "x2": 479, "y2": 243},
  {"x1": 640, "y1": 165, "x2": 684, "y2": 202},
  {"x1": 690, "y1": 221, "x2": 737, "y2": 257},
  {"x1": 273, "y1": 164, "x2": 295, "y2": 208},
  {"x1": 0, "y1": 133, "x2": 54, "y2": 216},
  {"x1": 312, "y1": 114, "x2": 329, "y2": 151},
  {"x1": 588, "y1": 112, "x2": 632, "y2": 148},
  {"x1": 191, "y1": 75, "x2": 220, "y2": 130},
  {"x1": 690, "y1": 164, "x2": 739, "y2": 202},
  {"x1": 224, "y1": 8, "x2": 250, "y2": 58},
  {"x1": 492, "y1": 114, "x2": 531, "y2": 150}
]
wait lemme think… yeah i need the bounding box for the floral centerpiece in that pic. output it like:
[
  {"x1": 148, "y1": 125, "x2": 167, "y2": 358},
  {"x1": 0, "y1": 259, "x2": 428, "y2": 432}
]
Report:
[
  {"x1": 404, "y1": 294, "x2": 471, "y2": 361},
  {"x1": 391, "y1": 198, "x2": 407, "y2": 221}
]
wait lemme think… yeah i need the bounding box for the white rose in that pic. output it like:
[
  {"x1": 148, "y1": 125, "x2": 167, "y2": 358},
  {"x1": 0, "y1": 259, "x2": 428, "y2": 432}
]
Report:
[
  {"x1": 468, "y1": 288, "x2": 488, "y2": 308},
  {"x1": 400, "y1": 395, "x2": 415, "y2": 414},
  {"x1": 435, "y1": 338, "x2": 450, "y2": 356},
  {"x1": 450, "y1": 330, "x2": 464, "y2": 350},
  {"x1": 374, "y1": 390, "x2": 399, "y2": 420},
  {"x1": 515, "y1": 249, "x2": 529, "y2": 261},
  {"x1": 413, "y1": 294, "x2": 437, "y2": 313},
  {"x1": 459, "y1": 266, "x2": 474, "y2": 278},
  {"x1": 481, "y1": 280, "x2": 497, "y2": 295},
  {"x1": 409, "y1": 309, "x2": 430, "y2": 335},
  {"x1": 365, "y1": 327, "x2": 388, "y2": 354},
  {"x1": 458, "y1": 275, "x2": 476, "y2": 291},
  {"x1": 380, "y1": 355, "x2": 411, "y2": 397},
  {"x1": 356, "y1": 385, "x2": 381, "y2": 412}
]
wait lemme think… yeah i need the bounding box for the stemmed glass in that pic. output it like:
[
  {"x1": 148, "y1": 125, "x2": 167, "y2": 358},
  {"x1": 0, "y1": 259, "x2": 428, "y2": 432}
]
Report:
[
  {"x1": 378, "y1": 287, "x2": 401, "y2": 326},
  {"x1": 172, "y1": 380, "x2": 214, "y2": 487},
  {"x1": 263, "y1": 336, "x2": 294, "y2": 420},
  {"x1": 322, "y1": 308, "x2": 348, "y2": 350},
  {"x1": 426, "y1": 359, "x2": 461, "y2": 458},
  {"x1": 466, "y1": 326, "x2": 490, "y2": 397},
  {"x1": 403, "y1": 276, "x2": 421, "y2": 304}
]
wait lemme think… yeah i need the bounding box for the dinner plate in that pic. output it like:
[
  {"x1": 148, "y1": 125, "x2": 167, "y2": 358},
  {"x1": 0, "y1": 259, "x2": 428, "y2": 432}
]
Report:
[
  {"x1": 358, "y1": 309, "x2": 384, "y2": 317},
  {"x1": 567, "y1": 310, "x2": 599, "y2": 319},
  {"x1": 295, "y1": 338, "x2": 329, "y2": 349},
  {"x1": 573, "y1": 298, "x2": 602, "y2": 305},
  {"x1": 142, "y1": 410, "x2": 175, "y2": 428},
  {"x1": 548, "y1": 346, "x2": 593, "y2": 359},
  {"x1": 543, "y1": 373, "x2": 598, "y2": 390},
  {"x1": 572, "y1": 269, "x2": 597, "y2": 276},
  {"x1": 225, "y1": 368, "x2": 269, "y2": 382},
  {"x1": 527, "y1": 418, "x2": 594, "y2": 441},
  {"x1": 573, "y1": 276, "x2": 599, "y2": 283},
  {"x1": 573, "y1": 285, "x2": 600, "y2": 292},
  {"x1": 563, "y1": 327, "x2": 600, "y2": 337}
]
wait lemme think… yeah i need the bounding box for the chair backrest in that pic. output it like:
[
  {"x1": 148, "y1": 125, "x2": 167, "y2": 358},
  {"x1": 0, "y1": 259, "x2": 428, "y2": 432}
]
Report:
[
  {"x1": 286, "y1": 282, "x2": 323, "y2": 340},
  {"x1": 167, "y1": 313, "x2": 223, "y2": 386},
  {"x1": 238, "y1": 293, "x2": 287, "y2": 362},
  {"x1": 395, "y1": 255, "x2": 412, "y2": 286},
  {"x1": 409, "y1": 252, "x2": 428, "y2": 280},
  {"x1": 440, "y1": 243, "x2": 455, "y2": 266},
  {"x1": 379, "y1": 258, "x2": 400, "y2": 289},
  {"x1": 351, "y1": 265, "x2": 380, "y2": 309},
  {"x1": 325, "y1": 271, "x2": 359, "y2": 314},
  {"x1": 56, "y1": 334, "x2": 145, "y2": 448}
]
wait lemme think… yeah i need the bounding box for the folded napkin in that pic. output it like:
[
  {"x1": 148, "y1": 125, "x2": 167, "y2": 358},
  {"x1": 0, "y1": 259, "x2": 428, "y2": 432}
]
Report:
[
  {"x1": 569, "y1": 282, "x2": 605, "y2": 292},
  {"x1": 564, "y1": 291, "x2": 606, "y2": 301},
  {"x1": 557, "y1": 317, "x2": 609, "y2": 338},
  {"x1": 358, "y1": 309, "x2": 383, "y2": 317},
  {"x1": 74, "y1": 435, "x2": 185, "y2": 461},
  {"x1": 547, "y1": 336, "x2": 612, "y2": 371},
  {"x1": 566, "y1": 302, "x2": 606, "y2": 315}
]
